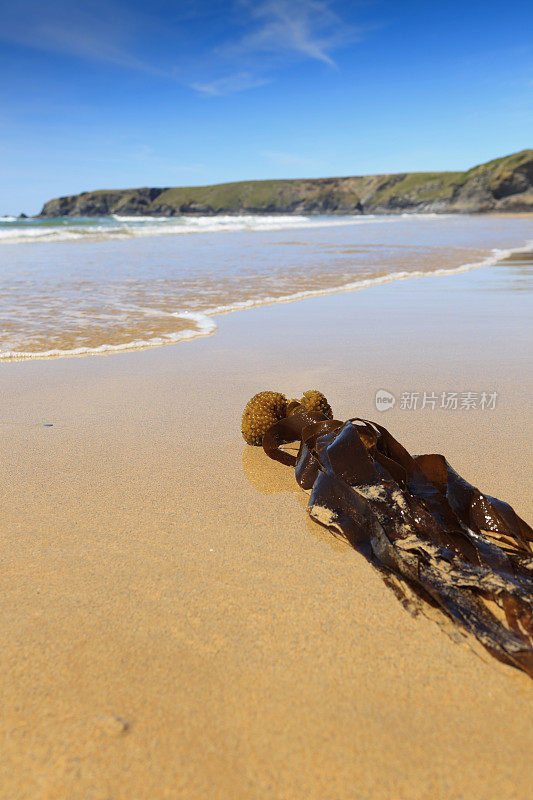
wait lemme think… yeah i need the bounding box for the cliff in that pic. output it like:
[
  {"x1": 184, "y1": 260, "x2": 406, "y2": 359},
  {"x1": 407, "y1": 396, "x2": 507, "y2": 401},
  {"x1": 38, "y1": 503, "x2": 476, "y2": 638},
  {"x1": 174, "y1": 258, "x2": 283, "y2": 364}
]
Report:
[{"x1": 39, "y1": 149, "x2": 533, "y2": 217}]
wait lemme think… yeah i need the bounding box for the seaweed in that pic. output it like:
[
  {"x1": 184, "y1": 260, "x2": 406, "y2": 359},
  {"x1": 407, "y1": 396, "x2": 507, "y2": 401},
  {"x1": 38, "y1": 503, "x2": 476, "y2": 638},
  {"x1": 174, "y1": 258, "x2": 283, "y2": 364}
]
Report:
[{"x1": 256, "y1": 404, "x2": 533, "y2": 677}]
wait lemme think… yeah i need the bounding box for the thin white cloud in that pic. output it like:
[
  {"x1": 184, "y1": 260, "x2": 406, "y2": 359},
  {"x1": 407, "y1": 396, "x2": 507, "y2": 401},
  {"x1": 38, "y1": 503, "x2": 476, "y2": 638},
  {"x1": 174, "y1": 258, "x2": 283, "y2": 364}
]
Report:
[
  {"x1": 191, "y1": 72, "x2": 271, "y2": 96},
  {"x1": 190, "y1": 1, "x2": 359, "y2": 95},
  {"x1": 1, "y1": 0, "x2": 361, "y2": 96},
  {"x1": 0, "y1": 1, "x2": 162, "y2": 75},
  {"x1": 261, "y1": 149, "x2": 327, "y2": 168},
  {"x1": 220, "y1": 0, "x2": 357, "y2": 67},
  {"x1": 36, "y1": 23, "x2": 160, "y2": 74},
  {"x1": 168, "y1": 163, "x2": 207, "y2": 174}
]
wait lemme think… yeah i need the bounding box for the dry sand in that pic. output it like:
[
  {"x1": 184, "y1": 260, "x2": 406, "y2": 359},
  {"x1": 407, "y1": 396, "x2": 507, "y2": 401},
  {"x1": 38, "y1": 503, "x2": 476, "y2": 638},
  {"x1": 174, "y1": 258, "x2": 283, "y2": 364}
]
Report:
[{"x1": 1, "y1": 253, "x2": 532, "y2": 799}]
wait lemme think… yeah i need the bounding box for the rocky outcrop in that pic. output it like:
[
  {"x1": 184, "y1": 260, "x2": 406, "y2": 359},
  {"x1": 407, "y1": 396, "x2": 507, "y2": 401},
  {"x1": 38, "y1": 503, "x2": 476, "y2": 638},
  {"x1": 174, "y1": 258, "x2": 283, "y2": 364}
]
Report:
[
  {"x1": 39, "y1": 150, "x2": 533, "y2": 217},
  {"x1": 40, "y1": 187, "x2": 168, "y2": 217}
]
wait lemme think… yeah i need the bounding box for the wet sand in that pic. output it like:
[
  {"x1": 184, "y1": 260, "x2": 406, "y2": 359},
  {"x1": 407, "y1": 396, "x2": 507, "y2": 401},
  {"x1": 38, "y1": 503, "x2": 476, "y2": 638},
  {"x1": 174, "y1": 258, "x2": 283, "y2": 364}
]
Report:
[{"x1": 1, "y1": 253, "x2": 532, "y2": 799}]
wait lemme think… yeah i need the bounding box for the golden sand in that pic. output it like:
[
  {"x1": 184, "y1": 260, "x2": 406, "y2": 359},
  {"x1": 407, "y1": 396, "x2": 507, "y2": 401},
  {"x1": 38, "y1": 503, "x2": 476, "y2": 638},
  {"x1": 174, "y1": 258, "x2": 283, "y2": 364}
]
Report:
[{"x1": 1, "y1": 258, "x2": 532, "y2": 799}]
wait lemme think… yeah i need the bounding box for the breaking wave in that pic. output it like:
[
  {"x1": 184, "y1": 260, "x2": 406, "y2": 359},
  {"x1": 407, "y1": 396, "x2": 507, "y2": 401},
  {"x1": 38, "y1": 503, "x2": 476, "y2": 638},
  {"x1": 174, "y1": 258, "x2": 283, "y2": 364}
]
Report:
[{"x1": 0, "y1": 212, "x2": 446, "y2": 244}]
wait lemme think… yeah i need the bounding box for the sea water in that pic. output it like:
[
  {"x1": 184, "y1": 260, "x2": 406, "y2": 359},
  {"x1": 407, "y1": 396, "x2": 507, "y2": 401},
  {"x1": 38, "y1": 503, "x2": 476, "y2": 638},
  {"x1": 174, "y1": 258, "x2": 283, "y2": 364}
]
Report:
[{"x1": 0, "y1": 213, "x2": 531, "y2": 360}]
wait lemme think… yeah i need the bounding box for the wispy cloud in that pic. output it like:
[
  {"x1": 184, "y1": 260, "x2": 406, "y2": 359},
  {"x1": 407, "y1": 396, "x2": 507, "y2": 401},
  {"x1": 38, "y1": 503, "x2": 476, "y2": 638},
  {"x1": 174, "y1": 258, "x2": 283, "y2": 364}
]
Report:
[
  {"x1": 191, "y1": 71, "x2": 271, "y2": 96},
  {"x1": 261, "y1": 149, "x2": 327, "y2": 168},
  {"x1": 221, "y1": 0, "x2": 356, "y2": 67},
  {"x1": 1, "y1": 1, "x2": 360, "y2": 96},
  {"x1": 167, "y1": 163, "x2": 207, "y2": 175},
  {"x1": 189, "y1": 1, "x2": 359, "y2": 95},
  {"x1": 0, "y1": 0, "x2": 162, "y2": 75}
]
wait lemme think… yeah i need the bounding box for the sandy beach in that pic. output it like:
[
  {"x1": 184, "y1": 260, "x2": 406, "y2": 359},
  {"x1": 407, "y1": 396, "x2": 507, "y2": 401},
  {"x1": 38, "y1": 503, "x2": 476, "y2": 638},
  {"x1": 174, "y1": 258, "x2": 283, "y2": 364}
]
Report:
[{"x1": 1, "y1": 251, "x2": 532, "y2": 799}]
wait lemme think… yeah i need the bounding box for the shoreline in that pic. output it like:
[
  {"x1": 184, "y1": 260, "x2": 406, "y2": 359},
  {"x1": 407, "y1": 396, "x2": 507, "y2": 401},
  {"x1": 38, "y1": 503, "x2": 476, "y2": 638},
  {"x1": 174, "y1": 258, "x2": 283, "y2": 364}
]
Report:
[
  {"x1": 2, "y1": 236, "x2": 532, "y2": 362},
  {"x1": 1, "y1": 251, "x2": 532, "y2": 798}
]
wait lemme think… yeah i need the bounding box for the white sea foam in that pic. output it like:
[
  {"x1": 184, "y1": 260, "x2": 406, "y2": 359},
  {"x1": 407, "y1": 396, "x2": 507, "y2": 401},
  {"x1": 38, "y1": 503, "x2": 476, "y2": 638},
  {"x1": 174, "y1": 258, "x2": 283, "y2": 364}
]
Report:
[
  {"x1": 0, "y1": 212, "x2": 446, "y2": 244},
  {"x1": 0, "y1": 311, "x2": 217, "y2": 361},
  {"x1": 2, "y1": 240, "x2": 530, "y2": 362}
]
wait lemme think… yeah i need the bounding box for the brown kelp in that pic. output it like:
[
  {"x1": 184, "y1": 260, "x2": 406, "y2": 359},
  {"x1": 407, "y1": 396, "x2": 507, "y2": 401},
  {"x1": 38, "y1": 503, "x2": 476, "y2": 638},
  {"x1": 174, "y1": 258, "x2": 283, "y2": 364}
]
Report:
[{"x1": 242, "y1": 393, "x2": 533, "y2": 677}]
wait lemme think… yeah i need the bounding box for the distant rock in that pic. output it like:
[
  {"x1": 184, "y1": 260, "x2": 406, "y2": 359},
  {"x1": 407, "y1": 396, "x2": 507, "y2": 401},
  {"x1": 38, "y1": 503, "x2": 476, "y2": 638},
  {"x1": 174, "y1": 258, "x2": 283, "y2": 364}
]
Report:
[{"x1": 38, "y1": 150, "x2": 533, "y2": 218}]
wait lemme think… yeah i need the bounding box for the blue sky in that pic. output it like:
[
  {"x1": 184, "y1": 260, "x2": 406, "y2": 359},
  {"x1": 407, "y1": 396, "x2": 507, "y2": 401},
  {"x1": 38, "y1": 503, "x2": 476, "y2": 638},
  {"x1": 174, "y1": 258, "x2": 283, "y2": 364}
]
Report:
[{"x1": 1, "y1": 0, "x2": 531, "y2": 214}]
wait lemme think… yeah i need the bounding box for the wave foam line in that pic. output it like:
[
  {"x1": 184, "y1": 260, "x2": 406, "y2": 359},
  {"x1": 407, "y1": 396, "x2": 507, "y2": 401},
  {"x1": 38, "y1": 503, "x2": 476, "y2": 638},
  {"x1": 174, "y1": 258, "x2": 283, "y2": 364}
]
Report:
[
  {"x1": 0, "y1": 212, "x2": 446, "y2": 244},
  {"x1": 2, "y1": 240, "x2": 531, "y2": 362},
  {"x1": 0, "y1": 311, "x2": 217, "y2": 361},
  {"x1": 202, "y1": 241, "x2": 533, "y2": 318}
]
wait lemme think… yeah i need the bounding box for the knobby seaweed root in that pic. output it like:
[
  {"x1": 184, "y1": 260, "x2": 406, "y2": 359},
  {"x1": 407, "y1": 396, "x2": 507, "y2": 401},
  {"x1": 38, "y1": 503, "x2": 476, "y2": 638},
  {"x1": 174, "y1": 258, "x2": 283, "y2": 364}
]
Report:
[
  {"x1": 241, "y1": 391, "x2": 288, "y2": 446},
  {"x1": 241, "y1": 389, "x2": 333, "y2": 445},
  {"x1": 300, "y1": 390, "x2": 333, "y2": 419}
]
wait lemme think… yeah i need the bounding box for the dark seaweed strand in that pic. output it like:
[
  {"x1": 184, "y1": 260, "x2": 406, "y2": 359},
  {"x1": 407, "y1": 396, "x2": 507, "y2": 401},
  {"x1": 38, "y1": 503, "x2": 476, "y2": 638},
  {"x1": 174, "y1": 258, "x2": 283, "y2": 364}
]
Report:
[{"x1": 260, "y1": 411, "x2": 533, "y2": 677}]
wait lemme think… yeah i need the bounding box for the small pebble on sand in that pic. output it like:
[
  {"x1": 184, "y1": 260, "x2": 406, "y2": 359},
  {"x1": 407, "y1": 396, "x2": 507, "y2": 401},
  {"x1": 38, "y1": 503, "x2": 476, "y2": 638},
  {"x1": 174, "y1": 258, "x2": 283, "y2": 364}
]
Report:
[{"x1": 95, "y1": 715, "x2": 130, "y2": 736}]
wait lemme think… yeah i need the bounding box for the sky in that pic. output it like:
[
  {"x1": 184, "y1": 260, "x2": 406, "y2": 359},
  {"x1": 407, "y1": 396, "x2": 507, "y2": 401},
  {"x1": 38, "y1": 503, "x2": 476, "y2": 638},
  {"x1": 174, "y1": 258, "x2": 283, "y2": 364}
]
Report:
[{"x1": 0, "y1": 0, "x2": 531, "y2": 214}]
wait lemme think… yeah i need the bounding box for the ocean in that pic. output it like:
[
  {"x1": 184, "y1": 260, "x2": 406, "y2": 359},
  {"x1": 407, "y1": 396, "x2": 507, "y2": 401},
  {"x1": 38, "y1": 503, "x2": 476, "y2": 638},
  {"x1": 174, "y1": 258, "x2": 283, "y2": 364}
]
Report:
[{"x1": 0, "y1": 213, "x2": 531, "y2": 360}]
